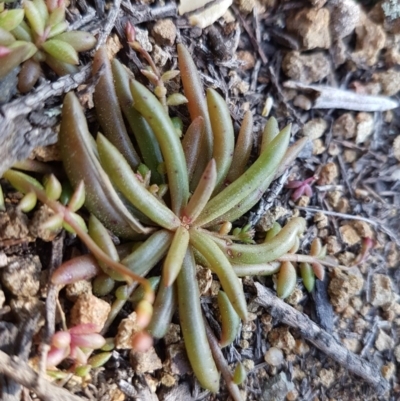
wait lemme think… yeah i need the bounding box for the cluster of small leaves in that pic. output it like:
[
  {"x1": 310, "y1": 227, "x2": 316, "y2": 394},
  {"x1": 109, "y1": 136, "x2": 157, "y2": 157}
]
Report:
[
  {"x1": 47, "y1": 323, "x2": 113, "y2": 376},
  {"x1": 0, "y1": 0, "x2": 96, "y2": 92}
]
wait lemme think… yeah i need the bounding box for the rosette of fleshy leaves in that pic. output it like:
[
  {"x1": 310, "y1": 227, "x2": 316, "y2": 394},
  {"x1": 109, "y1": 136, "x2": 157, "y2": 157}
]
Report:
[
  {"x1": 0, "y1": 0, "x2": 96, "y2": 92},
  {"x1": 2, "y1": 38, "x2": 336, "y2": 400}
]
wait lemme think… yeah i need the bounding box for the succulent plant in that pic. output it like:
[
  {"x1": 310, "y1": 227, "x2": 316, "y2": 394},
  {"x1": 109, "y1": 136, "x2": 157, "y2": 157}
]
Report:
[
  {"x1": 0, "y1": 0, "x2": 96, "y2": 91},
  {"x1": 2, "y1": 41, "x2": 336, "y2": 399}
]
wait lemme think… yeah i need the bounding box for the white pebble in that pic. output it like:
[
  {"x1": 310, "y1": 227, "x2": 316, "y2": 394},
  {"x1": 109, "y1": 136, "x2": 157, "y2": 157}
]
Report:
[{"x1": 264, "y1": 347, "x2": 284, "y2": 366}]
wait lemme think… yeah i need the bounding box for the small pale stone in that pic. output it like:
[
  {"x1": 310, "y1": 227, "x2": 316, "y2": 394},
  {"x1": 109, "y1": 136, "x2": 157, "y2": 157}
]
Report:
[
  {"x1": 196, "y1": 265, "x2": 213, "y2": 295},
  {"x1": 381, "y1": 362, "x2": 395, "y2": 380},
  {"x1": 130, "y1": 347, "x2": 162, "y2": 373},
  {"x1": 268, "y1": 327, "x2": 295, "y2": 353},
  {"x1": 115, "y1": 312, "x2": 141, "y2": 349},
  {"x1": 355, "y1": 112, "x2": 374, "y2": 144},
  {"x1": 371, "y1": 274, "x2": 394, "y2": 307},
  {"x1": 353, "y1": 16, "x2": 386, "y2": 66},
  {"x1": 294, "y1": 339, "x2": 309, "y2": 355},
  {"x1": 328, "y1": 267, "x2": 364, "y2": 312},
  {"x1": 296, "y1": 195, "x2": 310, "y2": 207},
  {"x1": 29, "y1": 205, "x2": 62, "y2": 241},
  {"x1": 286, "y1": 8, "x2": 331, "y2": 50},
  {"x1": 318, "y1": 368, "x2": 335, "y2": 387},
  {"x1": 393, "y1": 136, "x2": 400, "y2": 161},
  {"x1": 302, "y1": 118, "x2": 328, "y2": 139},
  {"x1": 236, "y1": 50, "x2": 256, "y2": 70},
  {"x1": 152, "y1": 45, "x2": 169, "y2": 67},
  {"x1": 373, "y1": 69, "x2": 400, "y2": 96},
  {"x1": 394, "y1": 345, "x2": 400, "y2": 362},
  {"x1": 326, "y1": 236, "x2": 342, "y2": 255},
  {"x1": 342, "y1": 338, "x2": 361, "y2": 353},
  {"x1": 0, "y1": 289, "x2": 5, "y2": 308},
  {"x1": 314, "y1": 212, "x2": 328, "y2": 228},
  {"x1": 318, "y1": 162, "x2": 339, "y2": 185},
  {"x1": 352, "y1": 221, "x2": 374, "y2": 238},
  {"x1": 330, "y1": 0, "x2": 361, "y2": 39},
  {"x1": 313, "y1": 139, "x2": 326, "y2": 155},
  {"x1": 335, "y1": 197, "x2": 350, "y2": 213},
  {"x1": 66, "y1": 280, "x2": 92, "y2": 302},
  {"x1": 237, "y1": 0, "x2": 256, "y2": 14},
  {"x1": 1, "y1": 255, "x2": 41, "y2": 297},
  {"x1": 293, "y1": 94, "x2": 312, "y2": 110},
  {"x1": 0, "y1": 207, "x2": 30, "y2": 241},
  {"x1": 161, "y1": 373, "x2": 176, "y2": 387},
  {"x1": 70, "y1": 293, "x2": 111, "y2": 330},
  {"x1": 375, "y1": 329, "x2": 394, "y2": 351},
  {"x1": 333, "y1": 113, "x2": 356, "y2": 139},
  {"x1": 242, "y1": 358, "x2": 254, "y2": 371},
  {"x1": 264, "y1": 347, "x2": 284, "y2": 366},
  {"x1": 340, "y1": 224, "x2": 361, "y2": 246},
  {"x1": 344, "y1": 149, "x2": 357, "y2": 163},
  {"x1": 152, "y1": 19, "x2": 176, "y2": 47},
  {"x1": 286, "y1": 288, "x2": 303, "y2": 306},
  {"x1": 282, "y1": 51, "x2": 331, "y2": 83}
]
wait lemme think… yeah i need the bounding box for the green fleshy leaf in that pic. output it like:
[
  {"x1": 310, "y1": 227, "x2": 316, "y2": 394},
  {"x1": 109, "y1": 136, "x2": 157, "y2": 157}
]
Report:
[
  {"x1": 0, "y1": 9, "x2": 24, "y2": 32},
  {"x1": 42, "y1": 39, "x2": 79, "y2": 64}
]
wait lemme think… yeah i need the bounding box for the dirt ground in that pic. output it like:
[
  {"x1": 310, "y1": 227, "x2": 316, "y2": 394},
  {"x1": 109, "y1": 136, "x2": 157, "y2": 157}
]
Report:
[{"x1": 1, "y1": 0, "x2": 400, "y2": 400}]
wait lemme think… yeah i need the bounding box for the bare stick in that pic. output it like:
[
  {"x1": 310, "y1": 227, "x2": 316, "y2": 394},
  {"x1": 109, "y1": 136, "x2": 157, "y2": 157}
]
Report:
[
  {"x1": 254, "y1": 283, "x2": 390, "y2": 396},
  {"x1": 203, "y1": 317, "x2": 244, "y2": 401},
  {"x1": 0, "y1": 350, "x2": 84, "y2": 401}
]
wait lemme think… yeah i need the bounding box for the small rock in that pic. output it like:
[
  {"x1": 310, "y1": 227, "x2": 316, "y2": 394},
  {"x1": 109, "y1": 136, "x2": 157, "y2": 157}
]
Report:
[
  {"x1": 164, "y1": 323, "x2": 181, "y2": 346},
  {"x1": 105, "y1": 34, "x2": 122, "y2": 60},
  {"x1": 286, "y1": 389, "x2": 299, "y2": 401},
  {"x1": 268, "y1": 327, "x2": 295, "y2": 353},
  {"x1": 314, "y1": 212, "x2": 328, "y2": 229},
  {"x1": 381, "y1": 362, "x2": 395, "y2": 380},
  {"x1": 296, "y1": 195, "x2": 310, "y2": 207},
  {"x1": 286, "y1": 8, "x2": 331, "y2": 50},
  {"x1": 387, "y1": 242, "x2": 399, "y2": 268},
  {"x1": 327, "y1": 190, "x2": 342, "y2": 208},
  {"x1": 335, "y1": 197, "x2": 350, "y2": 213},
  {"x1": 66, "y1": 280, "x2": 92, "y2": 302},
  {"x1": 152, "y1": 19, "x2": 176, "y2": 47},
  {"x1": 340, "y1": 224, "x2": 361, "y2": 246},
  {"x1": 70, "y1": 293, "x2": 111, "y2": 330},
  {"x1": 31, "y1": 144, "x2": 60, "y2": 162},
  {"x1": 135, "y1": 28, "x2": 152, "y2": 52},
  {"x1": 302, "y1": 118, "x2": 328, "y2": 140},
  {"x1": 330, "y1": 0, "x2": 361, "y2": 39},
  {"x1": 394, "y1": 345, "x2": 400, "y2": 362},
  {"x1": 375, "y1": 329, "x2": 394, "y2": 351},
  {"x1": 355, "y1": 112, "x2": 374, "y2": 144},
  {"x1": 237, "y1": 0, "x2": 256, "y2": 14},
  {"x1": 342, "y1": 338, "x2": 361, "y2": 353},
  {"x1": 328, "y1": 267, "x2": 364, "y2": 312},
  {"x1": 343, "y1": 149, "x2": 357, "y2": 163},
  {"x1": 261, "y1": 371, "x2": 294, "y2": 401},
  {"x1": 293, "y1": 94, "x2": 313, "y2": 110},
  {"x1": 351, "y1": 221, "x2": 374, "y2": 239},
  {"x1": 258, "y1": 206, "x2": 290, "y2": 232},
  {"x1": 326, "y1": 236, "x2": 342, "y2": 255},
  {"x1": 164, "y1": 343, "x2": 191, "y2": 375},
  {"x1": 1, "y1": 255, "x2": 41, "y2": 297},
  {"x1": 393, "y1": 136, "x2": 400, "y2": 161},
  {"x1": 282, "y1": 51, "x2": 331, "y2": 83},
  {"x1": 130, "y1": 346, "x2": 162, "y2": 373},
  {"x1": 373, "y1": 69, "x2": 400, "y2": 96},
  {"x1": 0, "y1": 207, "x2": 30, "y2": 241},
  {"x1": 242, "y1": 358, "x2": 254, "y2": 371},
  {"x1": 313, "y1": 139, "x2": 326, "y2": 155},
  {"x1": 264, "y1": 347, "x2": 284, "y2": 367},
  {"x1": 160, "y1": 373, "x2": 176, "y2": 387},
  {"x1": 0, "y1": 288, "x2": 5, "y2": 308},
  {"x1": 236, "y1": 50, "x2": 256, "y2": 70},
  {"x1": 115, "y1": 312, "x2": 141, "y2": 349},
  {"x1": 29, "y1": 205, "x2": 62, "y2": 242},
  {"x1": 333, "y1": 113, "x2": 356, "y2": 139},
  {"x1": 338, "y1": 251, "x2": 356, "y2": 266},
  {"x1": 318, "y1": 368, "x2": 335, "y2": 388},
  {"x1": 318, "y1": 162, "x2": 338, "y2": 185},
  {"x1": 152, "y1": 45, "x2": 169, "y2": 67},
  {"x1": 286, "y1": 288, "x2": 303, "y2": 306},
  {"x1": 353, "y1": 15, "x2": 386, "y2": 66},
  {"x1": 196, "y1": 266, "x2": 212, "y2": 295},
  {"x1": 371, "y1": 274, "x2": 394, "y2": 307}
]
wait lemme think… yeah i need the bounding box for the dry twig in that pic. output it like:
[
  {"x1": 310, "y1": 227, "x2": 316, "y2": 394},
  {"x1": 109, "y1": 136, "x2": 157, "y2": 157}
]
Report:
[
  {"x1": 254, "y1": 283, "x2": 390, "y2": 396},
  {"x1": 0, "y1": 350, "x2": 84, "y2": 401}
]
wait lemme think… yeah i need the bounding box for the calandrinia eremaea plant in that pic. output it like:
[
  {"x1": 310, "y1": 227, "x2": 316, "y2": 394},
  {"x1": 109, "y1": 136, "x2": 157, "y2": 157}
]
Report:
[
  {"x1": 0, "y1": 0, "x2": 96, "y2": 91},
  {"x1": 2, "y1": 42, "x2": 336, "y2": 399}
]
